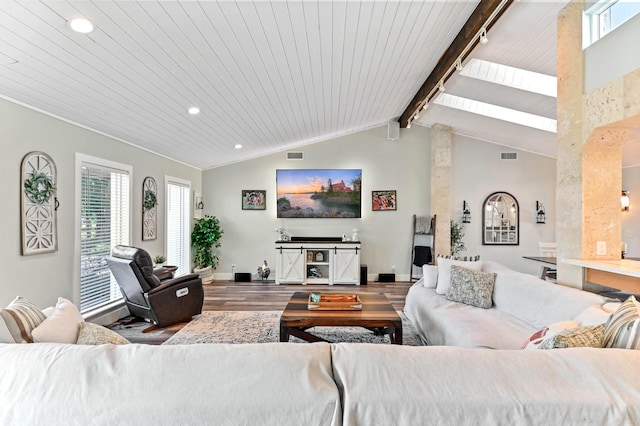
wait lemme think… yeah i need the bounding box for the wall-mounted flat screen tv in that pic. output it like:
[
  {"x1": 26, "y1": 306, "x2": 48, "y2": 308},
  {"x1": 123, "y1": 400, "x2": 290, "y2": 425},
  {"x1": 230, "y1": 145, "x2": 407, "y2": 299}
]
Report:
[{"x1": 276, "y1": 169, "x2": 362, "y2": 218}]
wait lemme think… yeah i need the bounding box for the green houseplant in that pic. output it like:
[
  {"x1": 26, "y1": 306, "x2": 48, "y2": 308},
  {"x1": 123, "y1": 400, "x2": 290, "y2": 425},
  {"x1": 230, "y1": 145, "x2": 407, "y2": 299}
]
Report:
[
  {"x1": 191, "y1": 215, "x2": 223, "y2": 270},
  {"x1": 450, "y1": 220, "x2": 466, "y2": 257}
]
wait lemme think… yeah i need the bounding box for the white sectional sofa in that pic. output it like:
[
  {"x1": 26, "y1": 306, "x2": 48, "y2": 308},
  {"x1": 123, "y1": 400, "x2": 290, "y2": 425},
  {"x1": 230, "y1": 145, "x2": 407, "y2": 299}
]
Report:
[
  {"x1": 404, "y1": 260, "x2": 614, "y2": 349},
  {"x1": 2, "y1": 262, "x2": 638, "y2": 425},
  {"x1": 1, "y1": 341, "x2": 639, "y2": 425}
]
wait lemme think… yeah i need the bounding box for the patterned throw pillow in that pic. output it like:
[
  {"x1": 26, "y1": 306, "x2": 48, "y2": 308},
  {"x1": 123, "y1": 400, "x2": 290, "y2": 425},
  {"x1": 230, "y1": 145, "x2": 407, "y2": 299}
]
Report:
[
  {"x1": 0, "y1": 296, "x2": 47, "y2": 343},
  {"x1": 76, "y1": 322, "x2": 130, "y2": 345},
  {"x1": 603, "y1": 296, "x2": 640, "y2": 350},
  {"x1": 539, "y1": 324, "x2": 605, "y2": 349},
  {"x1": 521, "y1": 321, "x2": 579, "y2": 350},
  {"x1": 436, "y1": 259, "x2": 483, "y2": 295},
  {"x1": 445, "y1": 265, "x2": 496, "y2": 309}
]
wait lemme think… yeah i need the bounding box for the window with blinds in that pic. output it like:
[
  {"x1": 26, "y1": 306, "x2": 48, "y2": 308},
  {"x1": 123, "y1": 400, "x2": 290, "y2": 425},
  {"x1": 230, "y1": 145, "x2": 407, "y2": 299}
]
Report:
[
  {"x1": 80, "y1": 161, "x2": 130, "y2": 313},
  {"x1": 166, "y1": 179, "x2": 191, "y2": 277}
]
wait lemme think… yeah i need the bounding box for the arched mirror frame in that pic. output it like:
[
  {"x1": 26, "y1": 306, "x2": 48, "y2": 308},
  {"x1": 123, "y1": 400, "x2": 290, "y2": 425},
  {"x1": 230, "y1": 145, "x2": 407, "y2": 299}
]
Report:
[{"x1": 482, "y1": 191, "x2": 519, "y2": 245}]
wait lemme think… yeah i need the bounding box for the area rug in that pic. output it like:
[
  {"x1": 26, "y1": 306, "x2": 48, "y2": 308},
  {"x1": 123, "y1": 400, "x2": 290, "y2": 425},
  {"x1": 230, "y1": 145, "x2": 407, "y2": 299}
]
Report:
[{"x1": 162, "y1": 310, "x2": 423, "y2": 346}]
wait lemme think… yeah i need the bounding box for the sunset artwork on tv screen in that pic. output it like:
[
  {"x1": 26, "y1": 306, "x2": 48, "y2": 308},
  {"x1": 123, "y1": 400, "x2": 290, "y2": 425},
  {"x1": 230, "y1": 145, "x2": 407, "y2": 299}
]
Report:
[{"x1": 276, "y1": 169, "x2": 362, "y2": 218}]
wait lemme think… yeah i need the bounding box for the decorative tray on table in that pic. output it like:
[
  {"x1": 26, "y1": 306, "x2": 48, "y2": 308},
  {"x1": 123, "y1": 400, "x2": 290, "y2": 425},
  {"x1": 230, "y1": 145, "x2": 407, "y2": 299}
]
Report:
[{"x1": 307, "y1": 293, "x2": 362, "y2": 310}]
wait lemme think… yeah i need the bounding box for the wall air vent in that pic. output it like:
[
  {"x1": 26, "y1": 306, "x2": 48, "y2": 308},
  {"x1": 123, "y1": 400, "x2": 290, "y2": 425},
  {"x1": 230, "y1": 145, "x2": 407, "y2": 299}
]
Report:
[
  {"x1": 500, "y1": 152, "x2": 518, "y2": 160},
  {"x1": 286, "y1": 152, "x2": 304, "y2": 160}
]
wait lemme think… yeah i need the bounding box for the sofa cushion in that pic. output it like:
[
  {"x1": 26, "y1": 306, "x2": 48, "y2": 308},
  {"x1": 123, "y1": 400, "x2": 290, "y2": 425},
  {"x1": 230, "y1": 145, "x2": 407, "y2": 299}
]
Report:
[
  {"x1": 539, "y1": 324, "x2": 605, "y2": 349},
  {"x1": 422, "y1": 264, "x2": 438, "y2": 288},
  {"x1": 446, "y1": 266, "x2": 496, "y2": 309},
  {"x1": 76, "y1": 322, "x2": 130, "y2": 345},
  {"x1": 491, "y1": 271, "x2": 607, "y2": 329},
  {"x1": 0, "y1": 342, "x2": 342, "y2": 425},
  {"x1": 603, "y1": 296, "x2": 640, "y2": 350},
  {"x1": 0, "y1": 296, "x2": 46, "y2": 343},
  {"x1": 405, "y1": 284, "x2": 536, "y2": 349},
  {"x1": 331, "y1": 344, "x2": 640, "y2": 426},
  {"x1": 32, "y1": 297, "x2": 84, "y2": 344},
  {"x1": 435, "y1": 258, "x2": 483, "y2": 295},
  {"x1": 521, "y1": 321, "x2": 579, "y2": 350},
  {"x1": 574, "y1": 304, "x2": 616, "y2": 326}
]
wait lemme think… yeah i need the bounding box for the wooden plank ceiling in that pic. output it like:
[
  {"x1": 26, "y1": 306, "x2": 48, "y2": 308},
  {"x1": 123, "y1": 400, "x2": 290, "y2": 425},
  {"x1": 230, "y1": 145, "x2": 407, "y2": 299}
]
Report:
[{"x1": 3, "y1": 1, "x2": 633, "y2": 169}]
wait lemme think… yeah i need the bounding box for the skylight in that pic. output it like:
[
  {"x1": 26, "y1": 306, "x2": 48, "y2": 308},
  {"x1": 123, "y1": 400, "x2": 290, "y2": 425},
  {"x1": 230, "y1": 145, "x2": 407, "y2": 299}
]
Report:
[
  {"x1": 460, "y1": 59, "x2": 557, "y2": 97},
  {"x1": 433, "y1": 93, "x2": 557, "y2": 133}
]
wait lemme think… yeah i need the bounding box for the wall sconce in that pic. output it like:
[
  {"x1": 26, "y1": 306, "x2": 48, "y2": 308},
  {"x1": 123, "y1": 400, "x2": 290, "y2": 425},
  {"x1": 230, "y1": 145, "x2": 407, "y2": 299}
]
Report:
[
  {"x1": 621, "y1": 190, "x2": 630, "y2": 211},
  {"x1": 462, "y1": 200, "x2": 471, "y2": 223},
  {"x1": 536, "y1": 201, "x2": 546, "y2": 224}
]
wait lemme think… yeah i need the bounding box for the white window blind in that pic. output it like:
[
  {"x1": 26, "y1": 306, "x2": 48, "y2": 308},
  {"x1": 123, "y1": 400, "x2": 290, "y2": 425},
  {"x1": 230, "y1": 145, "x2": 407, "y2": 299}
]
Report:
[
  {"x1": 166, "y1": 179, "x2": 190, "y2": 276},
  {"x1": 80, "y1": 162, "x2": 130, "y2": 313}
]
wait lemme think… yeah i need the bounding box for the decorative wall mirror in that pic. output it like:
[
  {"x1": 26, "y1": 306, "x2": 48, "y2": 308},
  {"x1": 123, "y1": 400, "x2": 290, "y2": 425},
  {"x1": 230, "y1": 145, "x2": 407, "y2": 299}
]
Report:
[{"x1": 482, "y1": 191, "x2": 519, "y2": 245}]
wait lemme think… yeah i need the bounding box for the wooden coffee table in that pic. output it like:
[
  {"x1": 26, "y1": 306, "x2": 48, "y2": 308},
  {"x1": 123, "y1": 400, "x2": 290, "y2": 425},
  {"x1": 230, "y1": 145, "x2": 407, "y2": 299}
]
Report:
[{"x1": 279, "y1": 292, "x2": 402, "y2": 344}]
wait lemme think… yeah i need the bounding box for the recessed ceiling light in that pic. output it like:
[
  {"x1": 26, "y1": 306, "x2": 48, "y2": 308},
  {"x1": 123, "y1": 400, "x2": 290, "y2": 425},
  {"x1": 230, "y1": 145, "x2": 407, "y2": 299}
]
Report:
[
  {"x1": 188, "y1": 107, "x2": 200, "y2": 115},
  {"x1": 68, "y1": 17, "x2": 94, "y2": 34},
  {"x1": 234, "y1": 144, "x2": 243, "y2": 149}
]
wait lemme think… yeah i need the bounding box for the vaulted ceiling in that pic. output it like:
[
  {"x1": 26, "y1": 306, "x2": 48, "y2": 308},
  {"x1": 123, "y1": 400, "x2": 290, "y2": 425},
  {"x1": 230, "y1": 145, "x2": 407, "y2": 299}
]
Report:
[{"x1": 1, "y1": 0, "x2": 625, "y2": 171}]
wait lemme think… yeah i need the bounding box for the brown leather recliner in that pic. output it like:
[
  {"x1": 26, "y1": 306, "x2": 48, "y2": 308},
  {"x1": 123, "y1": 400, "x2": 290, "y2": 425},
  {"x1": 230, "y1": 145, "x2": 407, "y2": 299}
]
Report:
[{"x1": 106, "y1": 245, "x2": 203, "y2": 327}]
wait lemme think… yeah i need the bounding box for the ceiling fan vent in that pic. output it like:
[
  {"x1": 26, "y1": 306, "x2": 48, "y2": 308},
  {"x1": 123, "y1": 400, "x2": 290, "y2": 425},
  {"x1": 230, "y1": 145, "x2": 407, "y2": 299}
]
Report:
[
  {"x1": 286, "y1": 152, "x2": 304, "y2": 160},
  {"x1": 500, "y1": 152, "x2": 518, "y2": 160}
]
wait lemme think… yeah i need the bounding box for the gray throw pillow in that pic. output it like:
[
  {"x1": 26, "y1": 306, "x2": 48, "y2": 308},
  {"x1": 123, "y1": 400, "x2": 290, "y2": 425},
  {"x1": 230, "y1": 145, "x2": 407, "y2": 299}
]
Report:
[{"x1": 446, "y1": 265, "x2": 496, "y2": 309}]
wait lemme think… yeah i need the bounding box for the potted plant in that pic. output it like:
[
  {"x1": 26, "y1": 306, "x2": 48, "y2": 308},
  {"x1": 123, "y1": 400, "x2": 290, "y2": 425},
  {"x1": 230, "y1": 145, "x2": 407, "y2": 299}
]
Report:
[
  {"x1": 191, "y1": 215, "x2": 223, "y2": 283},
  {"x1": 153, "y1": 255, "x2": 166, "y2": 267},
  {"x1": 451, "y1": 220, "x2": 466, "y2": 257}
]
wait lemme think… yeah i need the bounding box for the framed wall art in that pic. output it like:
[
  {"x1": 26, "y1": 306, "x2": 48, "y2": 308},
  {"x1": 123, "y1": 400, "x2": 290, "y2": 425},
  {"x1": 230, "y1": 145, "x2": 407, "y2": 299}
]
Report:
[
  {"x1": 372, "y1": 190, "x2": 397, "y2": 211},
  {"x1": 21, "y1": 151, "x2": 58, "y2": 255},
  {"x1": 276, "y1": 169, "x2": 361, "y2": 218},
  {"x1": 142, "y1": 176, "x2": 157, "y2": 240},
  {"x1": 242, "y1": 190, "x2": 266, "y2": 210}
]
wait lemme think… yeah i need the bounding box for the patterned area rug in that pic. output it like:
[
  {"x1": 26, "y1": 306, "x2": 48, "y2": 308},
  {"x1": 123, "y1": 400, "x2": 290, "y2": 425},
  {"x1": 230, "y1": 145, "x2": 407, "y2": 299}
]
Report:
[{"x1": 162, "y1": 310, "x2": 423, "y2": 345}]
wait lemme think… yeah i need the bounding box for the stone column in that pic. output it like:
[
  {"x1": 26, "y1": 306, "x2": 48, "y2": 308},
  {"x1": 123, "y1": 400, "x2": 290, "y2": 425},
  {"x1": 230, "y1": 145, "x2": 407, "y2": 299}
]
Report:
[
  {"x1": 556, "y1": 0, "x2": 585, "y2": 288},
  {"x1": 431, "y1": 123, "x2": 452, "y2": 256},
  {"x1": 557, "y1": 0, "x2": 640, "y2": 289}
]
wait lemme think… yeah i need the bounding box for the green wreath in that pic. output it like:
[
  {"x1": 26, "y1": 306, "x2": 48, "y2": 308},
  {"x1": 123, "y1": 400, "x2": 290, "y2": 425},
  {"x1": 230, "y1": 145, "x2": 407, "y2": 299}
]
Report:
[
  {"x1": 143, "y1": 189, "x2": 158, "y2": 211},
  {"x1": 24, "y1": 172, "x2": 56, "y2": 204}
]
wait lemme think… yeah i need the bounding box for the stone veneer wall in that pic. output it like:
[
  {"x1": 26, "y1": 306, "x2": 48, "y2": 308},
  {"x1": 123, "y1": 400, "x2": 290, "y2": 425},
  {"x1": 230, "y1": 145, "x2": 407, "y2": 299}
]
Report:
[{"x1": 557, "y1": 0, "x2": 640, "y2": 288}]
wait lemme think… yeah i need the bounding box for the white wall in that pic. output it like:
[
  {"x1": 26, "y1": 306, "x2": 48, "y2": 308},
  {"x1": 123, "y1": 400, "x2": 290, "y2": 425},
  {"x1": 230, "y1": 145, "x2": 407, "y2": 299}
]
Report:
[
  {"x1": 0, "y1": 98, "x2": 201, "y2": 308},
  {"x1": 584, "y1": 12, "x2": 640, "y2": 92},
  {"x1": 202, "y1": 125, "x2": 431, "y2": 281},
  {"x1": 451, "y1": 135, "x2": 557, "y2": 275},
  {"x1": 202, "y1": 125, "x2": 557, "y2": 280},
  {"x1": 622, "y1": 166, "x2": 640, "y2": 257}
]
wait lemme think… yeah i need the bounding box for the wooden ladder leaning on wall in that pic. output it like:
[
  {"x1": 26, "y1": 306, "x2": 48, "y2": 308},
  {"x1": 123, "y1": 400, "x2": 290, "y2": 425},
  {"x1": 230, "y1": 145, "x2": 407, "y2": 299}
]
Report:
[{"x1": 410, "y1": 214, "x2": 436, "y2": 282}]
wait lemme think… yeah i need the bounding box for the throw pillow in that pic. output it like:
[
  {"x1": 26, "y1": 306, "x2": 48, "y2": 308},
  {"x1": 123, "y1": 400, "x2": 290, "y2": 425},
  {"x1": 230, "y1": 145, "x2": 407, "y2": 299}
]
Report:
[
  {"x1": 435, "y1": 258, "x2": 483, "y2": 295},
  {"x1": 76, "y1": 322, "x2": 130, "y2": 345},
  {"x1": 445, "y1": 265, "x2": 496, "y2": 309},
  {"x1": 32, "y1": 297, "x2": 84, "y2": 344},
  {"x1": 603, "y1": 296, "x2": 640, "y2": 350},
  {"x1": 422, "y1": 264, "x2": 438, "y2": 289},
  {"x1": 0, "y1": 296, "x2": 47, "y2": 343},
  {"x1": 538, "y1": 324, "x2": 605, "y2": 349},
  {"x1": 522, "y1": 321, "x2": 579, "y2": 350}
]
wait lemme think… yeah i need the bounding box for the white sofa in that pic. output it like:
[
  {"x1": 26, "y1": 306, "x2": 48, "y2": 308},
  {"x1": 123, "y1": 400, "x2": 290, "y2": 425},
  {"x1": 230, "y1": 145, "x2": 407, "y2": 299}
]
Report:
[
  {"x1": 1, "y1": 342, "x2": 639, "y2": 425},
  {"x1": 404, "y1": 260, "x2": 613, "y2": 349}
]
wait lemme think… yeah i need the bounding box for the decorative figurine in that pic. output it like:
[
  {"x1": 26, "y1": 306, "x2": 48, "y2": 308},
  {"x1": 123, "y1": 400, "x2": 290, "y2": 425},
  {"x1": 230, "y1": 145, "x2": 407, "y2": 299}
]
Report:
[{"x1": 257, "y1": 260, "x2": 270, "y2": 281}]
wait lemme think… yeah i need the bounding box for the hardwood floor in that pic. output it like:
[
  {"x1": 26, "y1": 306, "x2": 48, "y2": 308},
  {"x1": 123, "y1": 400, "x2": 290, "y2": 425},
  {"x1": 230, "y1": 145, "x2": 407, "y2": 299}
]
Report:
[
  {"x1": 202, "y1": 280, "x2": 413, "y2": 312},
  {"x1": 112, "y1": 281, "x2": 413, "y2": 344}
]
